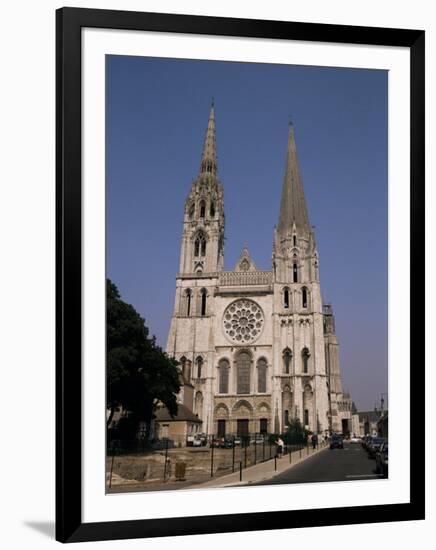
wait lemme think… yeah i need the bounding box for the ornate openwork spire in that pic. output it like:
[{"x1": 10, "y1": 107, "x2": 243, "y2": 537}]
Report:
[
  {"x1": 200, "y1": 100, "x2": 217, "y2": 176},
  {"x1": 234, "y1": 246, "x2": 256, "y2": 272},
  {"x1": 277, "y1": 123, "x2": 311, "y2": 237}
]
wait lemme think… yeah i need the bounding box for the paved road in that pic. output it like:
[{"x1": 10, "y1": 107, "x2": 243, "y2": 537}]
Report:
[{"x1": 253, "y1": 442, "x2": 384, "y2": 486}]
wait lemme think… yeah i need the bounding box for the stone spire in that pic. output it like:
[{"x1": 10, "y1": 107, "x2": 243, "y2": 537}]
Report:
[
  {"x1": 200, "y1": 100, "x2": 217, "y2": 176},
  {"x1": 277, "y1": 123, "x2": 310, "y2": 237}
]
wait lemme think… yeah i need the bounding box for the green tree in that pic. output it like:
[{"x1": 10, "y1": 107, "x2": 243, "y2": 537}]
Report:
[
  {"x1": 106, "y1": 279, "x2": 180, "y2": 438},
  {"x1": 282, "y1": 419, "x2": 308, "y2": 445}
]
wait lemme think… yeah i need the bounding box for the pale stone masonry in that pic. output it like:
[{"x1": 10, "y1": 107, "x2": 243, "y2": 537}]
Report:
[{"x1": 166, "y1": 103, "x2": 352, "y2": 437}]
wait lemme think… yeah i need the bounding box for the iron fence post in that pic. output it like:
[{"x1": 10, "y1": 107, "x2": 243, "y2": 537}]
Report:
[
  {"x1": 163, "y1": 437, "x2": 169, "y2": 481},
  {"x1": 232, "y1": 435, "x2": 235, "y2": 473},
  {"x1": 211, "y1": 434, "x2": 214, "y2": 477},
  {"x1": 109, "y1": 452, "x2": 115, "y2": 490},
  {"x1": 254, "y1": 432, "x2": 257, "y2": 465}
]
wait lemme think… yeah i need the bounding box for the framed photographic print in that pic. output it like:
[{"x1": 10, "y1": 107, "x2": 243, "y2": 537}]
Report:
[{"x1": 56, "y1": 7, "x2": 425, "y2": 543}]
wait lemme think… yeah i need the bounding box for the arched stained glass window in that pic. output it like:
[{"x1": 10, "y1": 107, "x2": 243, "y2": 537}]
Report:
[
  {"x1": 194, "y1": 232, "x2": 206, "y2": 257},
  {"x1": 199, "y1": 200, "x2": 206, "y2": 218},
  {"x1": 302, "y1": 347, "x2": 310, "y2": 374},
  {"x1": 257, "y1": 358, "x2": 267, "y2": 393},
  {"x1": 302, "y1": 287, "x2": 308, "y2": 308},
  {"x1": 236, "y1": 352, "x2": 251, "y2": 394},
  {"x1": 218, "y1": 359, "x2": 229, "y2": 394},
  {"x1": 185, "y1": 289, "x2": 192, "y2": 316},
  {"x1": 283, "y1": 287, "x2": 290, "y2": 309},
  {"x1": 196, "y1": 356, "x2": 203, "y2": 378},
  {"x1": 200, "y1": 289, "x2": 207, "y2": 316},
  {"x1": 293, "y1": 263, "x2": 298, "y2": 283},
  {"x1": 179, "y1": 356, "x2": 187, "y2": 378},
  {"x1": 283, "y1": 348, "x2": 292, "y2": 374}
]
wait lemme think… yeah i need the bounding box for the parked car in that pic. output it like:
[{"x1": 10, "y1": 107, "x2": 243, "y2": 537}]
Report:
[
  {"x1": 210, "y1": 437, "x2": 224, "y2": 448},
  {"x1": 192, "y1": 435, "x2": 204, "y2": 447},
  {"x1": 250, "y1": 435, "x2": 265, "y2": 445},
  {"x1": 367, "y1": 437, "x2": 387, "y2": 458},
  {"x1": 186, "y1": 434, "x2": 196, "y2": 447},
  {"x1": 330, "y1": 434, "x2": 344, "y2": 449},
  {"x1": 362, "y1": 435, "x2": 372, "y2": 450},
  {"x1": 222, "y1": 437, "x2": 235, "y2": 448},
  {"x1": 233, "y1": 436, "x2": 242, "y2": 446},
  {"x1": 350, "y1": 435, "x2": 362, "y2": 444},
  {"x1": 151, "y1": 438, "x2": 175, "y2": 450},
  {"x1": 196, "y1": 433, "x2": 208, "y2": 446},
  {"x1": 375, "y1": 441, "x2": 388, "y2": 476}
]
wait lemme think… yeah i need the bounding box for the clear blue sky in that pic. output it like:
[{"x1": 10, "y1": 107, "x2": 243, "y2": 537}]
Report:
[{"x1": 106, "y1": 55, "x2": 388, "y2": 412}]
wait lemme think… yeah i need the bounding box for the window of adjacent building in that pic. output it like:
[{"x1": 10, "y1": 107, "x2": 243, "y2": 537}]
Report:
[
  {"x1": 284, "y1": 410, "x2": 289, "y2": 426},
  {"x1": 302, "y1": 347, "x2": 310, "y2": 373},
  {"x1": 257, "y1": 358, "x2": 267, "y2": 393},
  {"x1": 302, "y1": 287, "x2": 308, "y2": 308},
  {"x1": 283, "y1": 348, "x2": 292, "y2": 374},
  {"x1": 236, "y1": 351, "x2": 251, "y2": 394},
  {"x1": 218, "y1": 359, "x2": 229, "y2": 394},
  {"x1": 304, "y1": 409, "x2": 309, "y2": 427},
  {"x1": 283, "y1": 287, "x2": 290, "y2": 309},
  {"x1": 200, "y1": 289, "x2": 207, "y2": 316},
  {"x1": 196, "y1": 356, "x2": 203, "y2": 378},
  {"x1": 293, "y1": 263, "x2": 298, "y2": 283}
]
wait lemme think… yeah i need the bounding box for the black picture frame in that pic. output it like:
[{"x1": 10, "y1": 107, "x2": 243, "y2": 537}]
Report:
[{"x1": 56, "y1": 7, "x2": 425, "y2": 543}]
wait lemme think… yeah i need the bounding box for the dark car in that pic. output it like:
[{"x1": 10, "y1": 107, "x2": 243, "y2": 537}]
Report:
[
  {"x1": 375, "y1": 441, "x2": 388, "y2": 476},
  {"x1": 361, "y1": 435, "x2": 371, "y2": 449},
  {"x1": 329, "y1": 434, "x2": 344, "y2": 449},
  {"x1": 367, "y1": 437, "x2": 387, "y2": 458},
  {"x1": 222, "y1": 437, "x2": 235, "y2": 448}
]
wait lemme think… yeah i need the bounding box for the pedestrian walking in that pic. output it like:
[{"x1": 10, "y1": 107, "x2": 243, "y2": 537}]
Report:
[
  {"x1": 276, "y1": 437, "x2": 284, "y2": 458},
  {"x1": 311, "y1": 433, "x2": 318, "y2": 449}
]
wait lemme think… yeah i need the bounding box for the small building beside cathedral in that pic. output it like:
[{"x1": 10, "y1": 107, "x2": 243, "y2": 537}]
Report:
[{"x1": 166, "y1": 103, "x2": 352, "y2": 439}]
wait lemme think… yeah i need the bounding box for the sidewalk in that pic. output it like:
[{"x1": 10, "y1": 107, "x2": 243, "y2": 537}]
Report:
[{"x1": 198, "y1": 443, "x2": 328, "y2": 488}]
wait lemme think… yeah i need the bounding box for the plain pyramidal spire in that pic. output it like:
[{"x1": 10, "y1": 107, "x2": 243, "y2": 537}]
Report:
[
  {"x1": 200, "y1": 100, "x2": 217, "y2": 176},
  {"x1": 277, "y1": 123, "x2": 311, "y2": 236}
]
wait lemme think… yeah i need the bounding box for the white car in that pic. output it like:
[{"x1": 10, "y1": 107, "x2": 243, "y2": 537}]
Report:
[{"x1": 350, "y1": 436, "x2": 362, "y2": 444}]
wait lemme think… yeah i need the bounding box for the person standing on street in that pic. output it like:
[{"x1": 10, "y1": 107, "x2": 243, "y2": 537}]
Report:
[{"x1": 276, "y1": 437, "x2": 284, "y2": 458}]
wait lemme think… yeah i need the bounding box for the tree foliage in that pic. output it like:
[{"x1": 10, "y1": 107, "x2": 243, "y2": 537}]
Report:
[
  {"x1": 106, "y1": 279, "x2": 180, "y2": 435},
  {"x1": 282, "y1": 419, "x2": 308, "y2": 445}
]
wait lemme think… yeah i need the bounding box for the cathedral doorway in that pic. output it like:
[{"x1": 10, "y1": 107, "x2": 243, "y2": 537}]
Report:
[
  {"x1": 237, "y1": 419, "x2": 249, "y2": 437},
  {"x1": 259, "y1": 418, "x2": 268, "y2": 434},
  {"x1": 217, "y1": 419, "x2": 226, "y2": 438},
  {"x1": 341, "y1": 419, "x2": 350, "y2": 437}
]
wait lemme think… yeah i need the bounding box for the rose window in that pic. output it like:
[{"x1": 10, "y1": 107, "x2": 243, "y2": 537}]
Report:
[{"x1": 223, "y1": 299, "x2": 264, "y2": 343}]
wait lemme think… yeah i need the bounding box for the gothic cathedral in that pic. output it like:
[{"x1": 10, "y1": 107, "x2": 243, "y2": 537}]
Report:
[{"x1": 166, "y1": 103, "x2": 351, "y2": 437}]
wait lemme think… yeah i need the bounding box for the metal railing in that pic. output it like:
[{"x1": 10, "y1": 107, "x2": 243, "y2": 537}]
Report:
[{"x1": 106, "y1": 432, "x2": 322, "y2": 489}]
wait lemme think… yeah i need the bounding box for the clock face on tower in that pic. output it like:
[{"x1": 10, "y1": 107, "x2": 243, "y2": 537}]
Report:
[{"x1": 222, "y1": 299, "x2": 264, "y2": 344}]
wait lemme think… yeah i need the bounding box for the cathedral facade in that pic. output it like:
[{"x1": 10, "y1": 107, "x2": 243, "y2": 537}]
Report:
[{"x1": 166, "y1": 103, "x2": 351, "y2": 438}]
